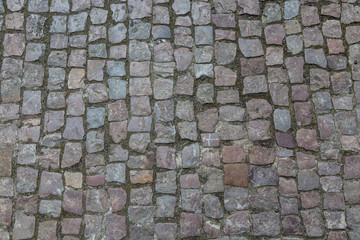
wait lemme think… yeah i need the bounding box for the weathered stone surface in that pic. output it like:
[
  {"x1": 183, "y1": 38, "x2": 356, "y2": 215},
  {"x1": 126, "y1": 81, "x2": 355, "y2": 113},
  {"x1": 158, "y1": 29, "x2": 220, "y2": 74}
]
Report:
[
  {"x1": 16, "y1": 167, "x2": 38, "y2": 193},
  {"x1": 0, "y1": 198, "x2": 12, "y2": 226},
  {"x1": 286, "y1": 56, "x2": 304, "y2": 83},
  {"x1": 182, "y1": 143, "x2": 200, "y2": 168},
  {"x1": 294, "y1": 102, "x2": 313, "y2": 126},
  {"x1": 246, "y1": 99, "x2": 272, "y2": 119},
  {"x1": 156, "y1": 171, "x2": 177, "y2": 193},
  {"x1": 39, "y1": 200, "x2": 61, "y2": 217},
  {"x1": 192, "y1": 2, "x2": 211, "y2": 25},
  {"x1": 298, "y1": 170, "x2": 319, "y2": 191},
  {"x1": 243, "y1": 75, "x2": 268, "y2": 94},
  {"x1": 39, "y1": 171, "x2": 63, "y2": 197},
  {"x1": 286, "y1": 35, "x2": 303, "y2": 55},
  {"x1": 274, "y1": 109, "x2": 291, "y2": 132},
  {"x1": 155, "y1": 223, "x2": 177, "y2": 240},
  {"x1": 204, "y1": 195, "x2": 223, "y2": 218},
  {"x1": 303, "y1": 27, "x2": 324, "y2": 47},
  {"x1": 250, "y1": 166, "x2": 278, "y2": 187},
  {"x1": 305, "y1": 48, "x2": 327, "y2": 68},
  {"x1": 156, "y1": 195, "x2": 176, "y2": 217},
  {"x1": 301, "y1": 6, "x2": 320, "y2": 26},
  {"x1": 224, "y1": 187, "x2": 248, "y2": 212},
  {"x1": 280, "y1": 197, "x2": 298, "y2": 215},
  {"x1": 252, "y1": 212, "x2": 280, "y2": 236},
  {"x1": 250, "y1": 187, "x2": 279, "y2": 210},
  {"x1": 276, "y1": 133, "x2": 295, "y2": 149},
  {"x1": 301, "y1": 208, "x2": 324, "y2": 237},
  {"x1": 282, "y1": 215, "x2": 303, "y2": 235},
  {"x1": 296, "y1": 128, "x2": 319, "y2": 151},
  {"x1": 224, "y1": 211, "x2": 251, "y2": 235},
  {"x1": 63, "y1": 190, "x2": 83, "y2": 215},
  {"x1": 180, "y1": 213, "x2": 202, "y2": 238},
  {"x1": 285, "y1": 0, "x2": 300, "y2": 19},
  {"x1": 238, "y1": 38, "x2": 264, "y2": 57},
  {"x1": 265, "y1": 24, "x2": 285, "y2": 45},
  {"x1": 13, "y1": 215, "x2": 35, "y2": 239}
]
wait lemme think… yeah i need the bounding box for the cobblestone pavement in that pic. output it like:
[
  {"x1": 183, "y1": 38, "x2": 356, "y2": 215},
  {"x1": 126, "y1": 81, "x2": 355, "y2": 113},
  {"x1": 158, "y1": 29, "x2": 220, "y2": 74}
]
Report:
[{"x1": 1, "y1": 0, "x2": 360, "y2": 239}]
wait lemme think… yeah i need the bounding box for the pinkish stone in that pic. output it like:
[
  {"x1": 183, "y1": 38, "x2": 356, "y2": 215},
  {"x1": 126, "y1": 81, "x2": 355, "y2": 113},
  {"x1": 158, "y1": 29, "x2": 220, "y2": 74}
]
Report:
[
  {"x1": 285, "y1": 56, "x2": 304, "y2": 83},
  {"x1": 109, "y1": 121, "x2": 127, "y2": 143},
  {"x1": 86, "y1": 174, "x2": 105, "y2": 187},
  {"x1": 344, "y1": 155, "x2": 360, "y2": 179},
  {"x1": 264, "y1": 24, "x2": 285, "y2": 45},
  {"x1": 197, "y1": 108, "x2": 218, "y2": 132},
  {"x1": 180, "y1": 174, "x2": 201, "y2": 188},
  {"x1": 130, "y1": 61, "x2": 150, "y2": 77},
  {"x1": 154, "y1": 42, "x2": 173, "y2": 62},
  {"x1": 62, "y1": 142, "x2": 82, "y2": 168},
  {"x1": 212, "y1": 13, "x2": 235, "y2": 28},
  {"x1": 238, "y1": 0, "x2": 260, "y2": 15},
  {"x1": 317, "y1": 115, "x2": 336, "y2": 140},
  {"x1": 222, "y1": 145, "x2": 246, "y2": 163},
  {"x1": 202, "y1": 151, "x2": 220, "y2": 167},
  {"x1": 249, "y1": 146, "x2": 275, "y2": 165},
  {"x1": 238, "y1": 38, "x2": 264, "y2": 57},
  {"x1": 174, "y1": 48, "x2": 192, "y2": 71},
  {"x1": 240, "y1": 57, "x2": 265, "y2": 76},
  {"x1": 63, "y1": 189, "x2": 83, "y2": 215},
  {"x1": 86, "y1": 189, "x2": 109, "y2": 213},
  {"x1": 297, "y1": 152, "x2": 316, "y2": 170},
  {"x1": 108, "y1": 100, "x2": 128, "y2": 121},
  {"x1": 269, "y1": 83, "x2": 289, "y2": 106},
  {"x1": 108, "y1": 188, "x2": 127, "y2": 211},
  {"x1": 62, "y1": 218, "x2": 82, "y2": 235},
  {"x1": 292, "y1": 85, "x2": 309, "y2": 101},
  {"x1": 3, "y1": 33, "x2": 25, "y2": 56},
  {"x1": 0, "y1": 198, "x2": 12, "y2": 226},
  {"x1": 301, "y1": 6, "x2": 320, "y2": 26},
  {"x1": 44, "y1": 110, "x2": 64, "y2": 133},
  {"x1": 246, "y1": 99, "x2": 272, "y2": 119},
  {"x1": 66, "y1": 92, "x2": 85, "y2": 116},
  {"x1": 247, "y1": 120, "x2": 271, "y2": 141},
  {"x1": 156, "y1": 146, "x2": 176, "y2": 169},
  {"x1": 215, "y1": 66, "x2": 236, "y2": 86},
  {"x1": 321, "y1": 3, "x2": 341, "y2": 18},
  {"x1": 275, "y1": 133, "x2": 295, "y2": 149},
  {"x1": 301, "y1": 192, "x2": 321, "y2": 209},
  {"x1": 180, "y1": 213, "x2": 203, "y2": 238},
  {"x1": 215, "y1": 29, "x2": 236, "y2": 41},
  {"x1": 296, "y1": 128, "x2": 319, "y2": 151},
  {"x1": 327, "y1": 39, "x2": 345, "y2": 55},
  {"x1": 219, "y1": 123, "x2": 246, "y2": 141},
  {"x1": 105, "y1": 214, "x2": 126, "y2": 239},
  {"x1": 294, "y1": 102, "x2": 313, "y2": 126},
  {"x1": 192, "y1": 2, "x2": 211, "y2": 25}
]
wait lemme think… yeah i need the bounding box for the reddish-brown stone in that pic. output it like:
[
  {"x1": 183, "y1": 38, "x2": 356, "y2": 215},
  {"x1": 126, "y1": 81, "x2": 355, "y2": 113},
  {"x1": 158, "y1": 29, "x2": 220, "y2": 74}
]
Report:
[
  {"x1": 224, "y1": 164, "x2": 249, "y2": 187},
  {"x1": 222, "y1": 145, "x2": 246, "y2": 163}
]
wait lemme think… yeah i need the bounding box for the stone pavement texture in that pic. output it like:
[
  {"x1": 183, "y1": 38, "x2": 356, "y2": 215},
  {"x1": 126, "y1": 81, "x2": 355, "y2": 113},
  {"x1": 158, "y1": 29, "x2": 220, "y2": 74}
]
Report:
[{"x1": 0, "y1": 0, "x2": 360, "y2": 239}]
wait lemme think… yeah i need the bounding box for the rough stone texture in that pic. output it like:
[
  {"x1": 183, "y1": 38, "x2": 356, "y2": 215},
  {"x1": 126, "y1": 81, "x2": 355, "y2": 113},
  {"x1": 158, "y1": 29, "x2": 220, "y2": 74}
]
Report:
[{"x1": 2, "y1": 2, "x2": 358, "y2": 239}]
